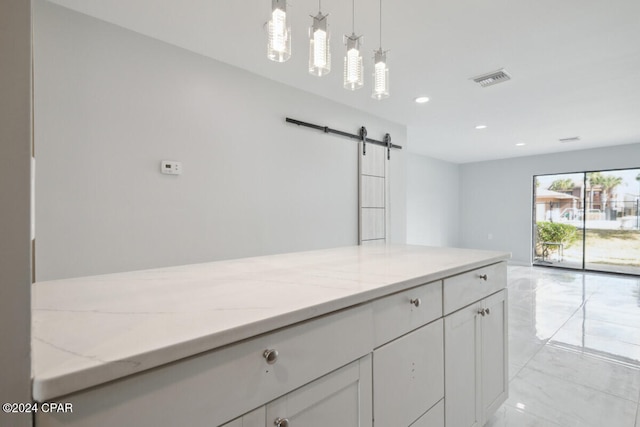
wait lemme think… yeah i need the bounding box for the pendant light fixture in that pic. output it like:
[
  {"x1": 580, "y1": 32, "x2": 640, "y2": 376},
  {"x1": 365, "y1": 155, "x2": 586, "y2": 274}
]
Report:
[
  {"x1": 309, "y1": 1, "x2": 331, "y2": 76},
  {"x1": 267, "y1": 0, "x2": 291, "y2": 63},
  {"x1": 343, "y1": 0, "x2": 364, "y2": 90},
  {"x1": 372, "y1": 0, "x2": 389, "y2": 99}
]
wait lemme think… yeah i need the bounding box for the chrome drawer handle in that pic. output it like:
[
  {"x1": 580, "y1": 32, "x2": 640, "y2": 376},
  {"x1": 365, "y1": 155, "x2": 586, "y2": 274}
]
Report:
[
  {"x1": 479, "y1": 274, "x2": 488, "y2": 281},
  {"x1": 274, "y1": 417, "x2": 290, "y2": 427},
  {"x1": 410, "y1": 298, "x2": 421, "y2": 307},
  {"x1": 263, "y1": 349, "x2": 279, "y2": 365}
]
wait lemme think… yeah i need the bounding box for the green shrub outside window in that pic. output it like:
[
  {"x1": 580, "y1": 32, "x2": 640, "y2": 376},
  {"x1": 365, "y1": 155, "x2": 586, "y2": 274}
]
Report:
[{"x1": 536, "y1": 222, "x2": 578, "y2": 251}]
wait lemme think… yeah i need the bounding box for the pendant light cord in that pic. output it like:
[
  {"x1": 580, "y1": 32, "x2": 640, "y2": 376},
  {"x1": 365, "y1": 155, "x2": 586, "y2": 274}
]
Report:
[
  {"x1": 379, "y1": 0, "x2": 383, "y2": 48},
  {"x1": 352, "y1": 0, "x2": 355, "y2": 33}
]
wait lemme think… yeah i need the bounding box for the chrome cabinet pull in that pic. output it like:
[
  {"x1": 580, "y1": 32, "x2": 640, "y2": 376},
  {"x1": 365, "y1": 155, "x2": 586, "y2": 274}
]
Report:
[
  {"x1": 479, "y1": 274, "x2": 488, "y2": 281},
  {"x1": 410, "y1": 298, "x2": 421, "y2": 307},
  {"x1": 263, "y1": 349, "x2": 279, "y2": 365},
  {"x1": 274, "y1": 417, "x2": 290, "y2": 427},
  {"x1": 478, "y1": 308, "x2": 491, "y2": 316}
]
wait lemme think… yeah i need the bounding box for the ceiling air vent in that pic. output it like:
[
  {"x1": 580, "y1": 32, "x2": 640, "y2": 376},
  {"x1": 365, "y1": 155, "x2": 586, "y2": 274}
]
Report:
[
  {"x1": 471, "y1": 69, "x2": 511, "y2": 87},
  {"x1": 559, "y1": 136, "x2": 580, "y2": 143}
]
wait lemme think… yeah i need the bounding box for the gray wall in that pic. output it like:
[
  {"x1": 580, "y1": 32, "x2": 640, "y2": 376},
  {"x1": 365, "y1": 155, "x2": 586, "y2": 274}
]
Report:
[
  {"x1": 406, "y1": 153, "x2": 460, "y2": 247},
  {"x1": 459, "y1": 143, "x2": 640, "y2": 264},
  {"x1": 0, "y1": 0, "x2": 32, "y2": 425},
  {"x1": 47, "y1": 0, "x2": 640, "y2": 281},
  {"x1": 34, "y1": 1, "x2": 406, "y2": 281}
]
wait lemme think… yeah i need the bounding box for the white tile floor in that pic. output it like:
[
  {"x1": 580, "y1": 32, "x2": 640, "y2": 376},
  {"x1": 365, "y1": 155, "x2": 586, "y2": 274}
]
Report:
[{"x1": 485, "y1": 266, "x2": 640, "y2": 427}]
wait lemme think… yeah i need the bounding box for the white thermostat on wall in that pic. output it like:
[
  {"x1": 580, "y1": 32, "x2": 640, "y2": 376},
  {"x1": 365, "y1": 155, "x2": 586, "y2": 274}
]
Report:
[{"x1": 161, "y1": 160, "x2": 182, "y2": 175}]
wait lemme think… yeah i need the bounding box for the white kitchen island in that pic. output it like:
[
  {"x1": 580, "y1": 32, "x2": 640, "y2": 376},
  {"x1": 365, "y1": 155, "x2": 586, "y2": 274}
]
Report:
[{"x1": 32, "y1": 244, "x2": 510, "y2": 427}]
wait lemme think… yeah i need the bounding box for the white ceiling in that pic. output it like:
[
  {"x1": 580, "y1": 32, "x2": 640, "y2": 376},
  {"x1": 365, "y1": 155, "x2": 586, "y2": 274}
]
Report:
[{"x1": 47, "y1": 0, "x2": 640, "y2": 163}]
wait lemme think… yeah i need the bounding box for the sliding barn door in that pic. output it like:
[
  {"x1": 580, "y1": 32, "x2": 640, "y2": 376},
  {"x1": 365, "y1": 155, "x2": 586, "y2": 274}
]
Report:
[{"x1": 359, "y1": 143, "x2": 388, "y2": 244}]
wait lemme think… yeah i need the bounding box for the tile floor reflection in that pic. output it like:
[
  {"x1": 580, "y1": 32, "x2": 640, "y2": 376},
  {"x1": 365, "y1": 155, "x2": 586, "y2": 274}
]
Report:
[{"x1": 485, "y1": 266, "x2": 640, "y2": 427}]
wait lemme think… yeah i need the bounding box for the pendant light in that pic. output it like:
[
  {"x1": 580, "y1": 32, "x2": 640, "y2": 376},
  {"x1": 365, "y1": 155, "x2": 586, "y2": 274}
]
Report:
[
  {"x1": 267, "y1": 0, "x2": 291, "y2": 63},
  {"x1": 372, "y1": 0, "x2": 389, "y2": 99},
  {"x1": 343, "y1": 0, "x2": 363, "y2": 90},
  {"x1": 309, "y1": 1, "x2": 331, "y2": 76}
]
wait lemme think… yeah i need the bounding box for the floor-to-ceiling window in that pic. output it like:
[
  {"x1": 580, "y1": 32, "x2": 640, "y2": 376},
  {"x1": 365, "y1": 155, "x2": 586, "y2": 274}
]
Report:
[{"x1": 533, "y1": 168, "x2": 640, "y2": 275}]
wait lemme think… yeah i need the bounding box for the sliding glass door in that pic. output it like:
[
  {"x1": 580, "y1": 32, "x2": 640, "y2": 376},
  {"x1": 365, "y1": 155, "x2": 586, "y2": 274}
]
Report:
[
  {"x1": 533, "y1": 168, "x2": 640, "y2": 275},
  {"x1": 533, "y1": 172, "x2": 585, "y2": 270}
]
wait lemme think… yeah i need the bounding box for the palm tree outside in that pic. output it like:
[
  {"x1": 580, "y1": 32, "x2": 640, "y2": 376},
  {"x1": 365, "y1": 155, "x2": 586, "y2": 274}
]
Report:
[
  {"x1": 598, "y1": 175, "x2": 623, "y2": 219},
  {"x1": 549, "y1": 178, "x2": 574, "y2": 192},
  {"x1": 586, "y1": 172, "x2": 603, "y2": 211}
]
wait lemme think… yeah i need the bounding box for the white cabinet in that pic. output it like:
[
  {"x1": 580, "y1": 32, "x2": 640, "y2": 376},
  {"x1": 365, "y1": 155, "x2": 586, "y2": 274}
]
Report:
[
  {"x1": 444, "y1": 299, "x2": 482, "y2": 427},
  {"x1": 34, "y1": 258, "x2": 508, "y2": 427},
  {"x1": 35, "y1": 305, "x2": 373, "y2": 427},
  {"x1": 266, "y1": 355, "x2": 372, "y2": 427},
  {"x1": 480, "y1": 290, "x2": 508, "y2": 421},
  {"x1": 444, "y1": 289, "x2": 508, "y2": 427},
  {"x1": 373, "y1": 320, "x2": 444, "y2": 427}
]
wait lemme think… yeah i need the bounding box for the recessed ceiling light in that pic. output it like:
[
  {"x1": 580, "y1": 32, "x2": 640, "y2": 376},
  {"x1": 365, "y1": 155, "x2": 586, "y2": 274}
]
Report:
[
  {"x1": 475, "y1": 125, "x2": 487, "y2": 130},
  {"x1": 414, "y1": 96, "x2": 430, "y2": 104},
  {"x1": 515, "y1": 142, "x2": 526, "y2": 146}
]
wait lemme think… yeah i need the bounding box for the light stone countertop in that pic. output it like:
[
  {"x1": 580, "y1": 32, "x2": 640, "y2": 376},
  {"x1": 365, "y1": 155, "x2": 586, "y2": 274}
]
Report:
[{"x1": 32, "y1": 244, "x2": 510, "y2": 401}]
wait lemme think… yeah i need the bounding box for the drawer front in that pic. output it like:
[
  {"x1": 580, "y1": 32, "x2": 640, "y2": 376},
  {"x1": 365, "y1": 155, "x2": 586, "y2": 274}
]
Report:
[
  {"x1": 411, "y1": 399, "x2": 444, "y2": 427},
  {"x1": 266, "y1": 355, "x2": 372, "y2": 427},
  {"x1": 373, "y1": 280, "x2": 442, "y2": 347},
  {"x1": 443, "y1": 262, "x2": 506, "y2": 315},
  {"x1": 36, "y1": 305, "x2": 373, "y2": 427},
  {"x1": 373, "y1": 319, "x2": 444, "y2": 427}
]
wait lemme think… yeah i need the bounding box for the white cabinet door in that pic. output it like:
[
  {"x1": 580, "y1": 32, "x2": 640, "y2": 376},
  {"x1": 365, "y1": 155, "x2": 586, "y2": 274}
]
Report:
[
  {"x1": 481, "y1": 289, "x2": 508, "y2": 421},
  {"x1": 266, "y1": 355, "x2": 372, "y2": 427},
  {"x1": 444, "y1": 289, "x2": 508, "y2": 427},
  {"x1": 444, "y1": 302, "x2": 482, "y2": 427},
  {"x1": 374, "y1": 319, "x2": 444, "y2": 427}
]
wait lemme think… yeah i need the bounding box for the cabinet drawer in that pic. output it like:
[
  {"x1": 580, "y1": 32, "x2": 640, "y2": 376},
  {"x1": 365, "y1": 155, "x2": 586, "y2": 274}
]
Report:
[
  {"x1": 266, "y1": 355, "x2": 372, "y2": 427},
  {"x1": 443, "y1": 262, "x2": 506, "y2": 315},
  {"x1": 36, "y1": 305, "x2": 373, "y2": 427},
  {"x1": 411, "y1": 399, "x2": 444, "y2": 427},
  {"x1": 373, "y1": 280, "x2": 442, "y2": 347}
]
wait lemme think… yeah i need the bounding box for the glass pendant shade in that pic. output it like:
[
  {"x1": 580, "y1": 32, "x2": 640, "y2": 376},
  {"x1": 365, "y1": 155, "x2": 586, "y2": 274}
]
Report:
[
  {"x1": 309, "y1": 13, "x2": 331, "y2": 76},
  {"x1": 372, "y1": 49, "x2": 389, "y2": 99},
  {"x1": 343, "y1": 34, "x2": 364, "y2": 90},
  {"x1": 267, "y1": 0, "x2": 291, "y2": 63}
]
